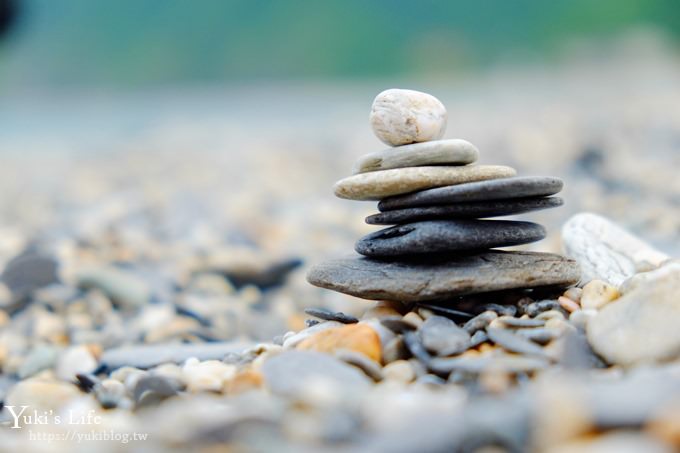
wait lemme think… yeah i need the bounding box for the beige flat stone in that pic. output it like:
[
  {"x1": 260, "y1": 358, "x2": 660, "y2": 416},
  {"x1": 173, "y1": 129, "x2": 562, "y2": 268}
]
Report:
[
  {"x1": 587, "y1": 262, "x2": 680, "y2": 366},
  {"x1": 352, "y1": 139, "x2": 478, "y2": 174},
  {"x1": 334, "y1": 165, "x2": 516, "y2": 201}
]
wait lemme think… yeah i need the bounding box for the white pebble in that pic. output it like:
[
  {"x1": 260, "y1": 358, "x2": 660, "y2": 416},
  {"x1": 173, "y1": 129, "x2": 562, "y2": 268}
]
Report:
[
  {"x1": 56, "y1": 345, "x2": 97, "y2": 381},
  {"x1": 370, "y1": 89, "x2": 447, "y2": 146}
]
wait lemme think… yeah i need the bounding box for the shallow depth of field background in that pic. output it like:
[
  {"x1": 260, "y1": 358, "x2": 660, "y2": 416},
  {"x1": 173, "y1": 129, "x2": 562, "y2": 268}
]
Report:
[{"x1": 0, "y1": 0, "x2": 679, "y2": 288}]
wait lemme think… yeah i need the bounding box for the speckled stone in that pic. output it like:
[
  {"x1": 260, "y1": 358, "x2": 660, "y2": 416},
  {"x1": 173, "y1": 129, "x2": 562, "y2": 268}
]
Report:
[
  {"x1": 334, "y1": 166, "x2": 517, "y2": 201},
  {"x1": 366, "y1": 197, "x2": 563, "y2": 225},
  {"x1": 369, "y1": 89, "x2": 447, "y2": 146},
  {"x1": 352, "y1": 139, "x2": 478, "y2": 174},
  {"x1": 355, "y1": 220, "x2": 546, "y2": 257},
  {"x1": 307, "y1": 251, "x2": 581, "y2": 302},
  {"x1": 378, "y1": 176, "x2": 563, "y2": 211}
]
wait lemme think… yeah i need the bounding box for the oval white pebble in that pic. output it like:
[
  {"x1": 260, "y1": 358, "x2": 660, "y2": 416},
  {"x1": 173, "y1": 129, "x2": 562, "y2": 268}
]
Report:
[{"x1": 370, "y1": 89, "x2": 447, "y2": 146}]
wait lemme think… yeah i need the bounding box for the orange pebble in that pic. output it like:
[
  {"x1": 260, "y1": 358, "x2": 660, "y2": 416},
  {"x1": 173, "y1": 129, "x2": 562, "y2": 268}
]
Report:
[
  {"x1": 558, "y1": 296, "x2": 580, "y2": 313},
  {"x1": 297, "y1": 323, "x2": 381, "y2": 362}
]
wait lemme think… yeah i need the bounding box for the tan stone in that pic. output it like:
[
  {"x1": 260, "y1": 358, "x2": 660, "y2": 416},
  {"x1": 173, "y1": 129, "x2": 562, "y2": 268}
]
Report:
[
  {"x1": 587, "y1": 262, "x2": 680, "y2": 366},
  {"x1": 352, "y1": 139, "x2": 478, "y2": 174},
  {"x1": 226, "y1": 368, "x2": 264, "y2": 394},
  {"x1": 580, "y1": 279, "x2": 620, "y2": 310},
  {"x1": 334, "y1": 165, "x2": 517, "y2": 201}
]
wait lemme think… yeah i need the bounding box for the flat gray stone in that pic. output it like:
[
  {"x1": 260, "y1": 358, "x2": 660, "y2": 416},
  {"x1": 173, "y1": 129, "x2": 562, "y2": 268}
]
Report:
[
  {"x1": 418, "y1": 315, "x2": 470, "y2": 356},
  {"x1": 334, "y1": 165, "x2": 516, "y2": 201},
  {"x1": 100, "y1": 342, "x2": 253, "y2": 370},
  {"x1": 378, "y1": 176, "x2": 563, "y2": 211},
  {"x1": 429, "y1": 353, "x2": 549, "y2": 374},
  {"x1": 367, "y1": 197, "x2": 563, "y2": 225},
  {"x1": 307, "y1": 251, "x2": 581, "y2": 302},
  {"x1": 262, "y1": 350, "x2": 371, "y2": 398},
  {"x1": 352, "y1": 139, "x2": 478, "y2": 174},
  {"x1": 355, "y1": 220, "x2": 546, "y2": 257}
]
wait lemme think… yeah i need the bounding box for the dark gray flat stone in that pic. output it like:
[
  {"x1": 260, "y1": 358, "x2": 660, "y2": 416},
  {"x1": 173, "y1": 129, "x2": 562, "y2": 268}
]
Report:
[
  {"x1": 367, "y1": 197, "x2": 563, "y2": 225},
  {"x1": 378, "y1": 176, "x2": 563, "y2": 211},
  {"x1": 306, "y1": 251, "x2": 581, "y2": 302},
  {"x1": 355, "y1": 220, "x2": 546, "y2": 257}
]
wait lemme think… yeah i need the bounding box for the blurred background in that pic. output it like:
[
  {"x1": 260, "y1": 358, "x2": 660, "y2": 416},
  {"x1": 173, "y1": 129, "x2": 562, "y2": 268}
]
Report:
[{"x1": 0, "y1": 0, "x2": 679, "y2": 326}]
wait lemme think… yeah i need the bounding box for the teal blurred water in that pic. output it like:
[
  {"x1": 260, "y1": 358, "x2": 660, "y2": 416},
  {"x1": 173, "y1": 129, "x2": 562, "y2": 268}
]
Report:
[{"x1": 1, "y1": 0, "x2": 680, "y2": 88}]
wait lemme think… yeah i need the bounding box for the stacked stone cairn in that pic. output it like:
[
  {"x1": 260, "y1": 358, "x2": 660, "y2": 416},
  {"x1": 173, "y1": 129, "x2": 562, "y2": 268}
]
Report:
[{"x1": 308, "y1": 89, "x2": 581, "y2": 303}]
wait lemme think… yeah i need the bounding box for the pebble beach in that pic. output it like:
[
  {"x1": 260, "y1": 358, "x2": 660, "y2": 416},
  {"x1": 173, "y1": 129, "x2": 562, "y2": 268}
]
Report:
[{"x1": 1, "y1": 52, "x2": 680, "y2": 452}]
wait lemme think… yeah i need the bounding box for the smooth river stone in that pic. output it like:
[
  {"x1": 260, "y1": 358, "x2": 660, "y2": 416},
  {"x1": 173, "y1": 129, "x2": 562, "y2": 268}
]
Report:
[
  {"x1": 355, "y1": 220, "x2": 546, "y2": 257},
  {"x1": 370, "y1": 88, "x2": 447, "y2": 146},
  {"x1": 352, "y1": 139, "x2": 478, "y2": 174},
  {"x1": 587, "y1": 262, "x2": 680, "y2": 366},
  {"x1": 379, "y1": 176, "x2": 563, "y2": 211},
  {"x1": 334, "y1": 165, "x2": 516, "y2": 201},
  {"x1": 306, "y1": 251, "x2": 581, "y2": 302},
  {"x1": 366, "y1": 197, "x2": 563, "y2": 225},
  {"x1": 562, "y1": 212, "x2": 670, "y2": 286}
]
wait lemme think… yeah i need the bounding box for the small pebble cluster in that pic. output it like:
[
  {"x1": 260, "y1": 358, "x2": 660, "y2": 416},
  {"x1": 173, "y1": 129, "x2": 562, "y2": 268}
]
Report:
[{"x1": 309, "y1": 88, "x2": 581, "y2": 302}]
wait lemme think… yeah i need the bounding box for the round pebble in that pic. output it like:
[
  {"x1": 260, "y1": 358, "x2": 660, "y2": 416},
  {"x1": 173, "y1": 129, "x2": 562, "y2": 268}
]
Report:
[{"x1": 369, "y1": 89, "x2": 447, "y2": 146}]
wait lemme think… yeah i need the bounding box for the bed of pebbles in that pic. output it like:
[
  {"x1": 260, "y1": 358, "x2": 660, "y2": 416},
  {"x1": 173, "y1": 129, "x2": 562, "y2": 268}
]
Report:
[{"x1": 1, "y1": 59, "x2": 680, "y2": 451}]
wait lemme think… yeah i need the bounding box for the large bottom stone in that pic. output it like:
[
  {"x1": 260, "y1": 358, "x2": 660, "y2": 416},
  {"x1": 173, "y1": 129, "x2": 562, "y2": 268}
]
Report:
[{"x1": 307, "y1": 251, "x2": 581, "y2": 302}]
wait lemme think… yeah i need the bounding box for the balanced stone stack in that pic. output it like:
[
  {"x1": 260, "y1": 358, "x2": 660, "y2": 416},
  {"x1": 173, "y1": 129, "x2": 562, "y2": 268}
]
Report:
[{"x1": 308, "y1": 89, "x2": 580, "y2": 302}]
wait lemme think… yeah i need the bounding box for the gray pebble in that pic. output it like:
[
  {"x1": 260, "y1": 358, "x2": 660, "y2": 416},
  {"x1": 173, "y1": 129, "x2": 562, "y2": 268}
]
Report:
[
  {"x1": 96, "y1": 379, "x2": 127, "y2": 409},
  {"x1": 469, "y1": 330, "x2": 488, "y2": 348},
  {"x1": 496, "y1": 316, "x2": 546, "y2": 328},
  {"x1": 403, "y1": 331, "x2": 431, "y2": 365},
  {"x1": 18, "y1": 344, "x2": 59, "y2": 379},
  {"x1": 335, "y1": 350, "x2": 383, "y2": 382},
  {"x1": 463, "y1": 311, "x2": 498, "y2": 334},
  {"x1": 522, "y1": 299, "x2": 563, "y2": 317},
  {"x1": 380, "y1": 317, "x2": 416, "y2": 334},
  {"x1": 133, "y1": 375, "x2": 182, "y2": 408},
  {"x1": 379, "y1": 176, "x2": 564, "y2": 210},
  {"x1": 515, "y1": 328, "x2": 557, "y2": 345},
  {"x1": 487, "y1": 328, "x2": 548, "y2": 358},
  {"x1": 479, "y1": 303, "x2": 517, "y2": 317},
  {"x1": 262, "y1": 351, "x2": 371, "y2": 398},
  {"x1": 304, "y1": 307, "x2": 358, "y2": 324},
  {"x1": 366, "y1": 197, "x2": 563, "y2": 225},
  {"x1": 418, "y1": 315, "x2": 470, "y2": 356},
  {"x1": 355, "y1": 220, "x2": 546, "y2": 257},
  {"x1": 100, "y1": 342, "x2": 253, "y2": 370},
  {"x1": 430, "y1": 354, "x2": 549, "y2": 375}
]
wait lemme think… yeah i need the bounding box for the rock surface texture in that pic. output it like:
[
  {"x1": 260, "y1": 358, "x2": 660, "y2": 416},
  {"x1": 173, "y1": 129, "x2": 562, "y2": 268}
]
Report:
[
  {"x1": 369, "y1": 89, "x2": 448, "y2": 146},
  {"x1": 307, "y1": 252, "x2": 580, "y2": 302},
  {"x1": 355, "y1": 220, "x2": 547, "y2": 257},
  {"x1": 366, "y1": 197, "x2": 563, "y2": 225},
  {"x1": 353, "y1": 139, "x2": 478, "y2": 174},
  {"x1": 334, "y1": 165, "x2": 517, "y2": 201},
  {"x1": 562, "y1": 212, "x2": 669, "y2": 286},
  {"x1": 378, "y1": 176, "x2": 564, "y2": 211},
  {"x1": 587, "y1": 262, "x2": 680, "y2": 366}
]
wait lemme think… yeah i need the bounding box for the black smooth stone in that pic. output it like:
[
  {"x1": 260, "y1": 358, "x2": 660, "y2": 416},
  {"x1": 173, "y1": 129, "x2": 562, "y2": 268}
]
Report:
[
  {"x1": 355, "y1": 220, "x2": 546, "y2": 257},
  {"x1": 378, "y1": 176, "x2": 563, "y2": 211},
  {"x1": 367, "y1": 197, "x2": 563, "y2": 225}
]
